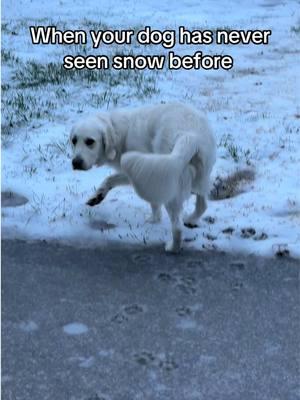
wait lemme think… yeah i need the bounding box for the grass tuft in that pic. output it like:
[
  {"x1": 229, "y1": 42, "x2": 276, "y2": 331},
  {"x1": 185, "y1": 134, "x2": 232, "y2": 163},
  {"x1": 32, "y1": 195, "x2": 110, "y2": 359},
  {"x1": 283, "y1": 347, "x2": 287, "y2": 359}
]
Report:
[
  {"x1": 219, "y1": 134, "x2": 252, "y2": 164},
  {"x1": 12, "y1": 59, "x2": 159, "y2": 99},
  {"x1": 291, "y1": 24, "x2": 300, "y2": 34},
  {"x1": 1, "y1": 92, "x2": 57, "y2": 135},
  {"x1": 1, "y1": 49, "x2": 20, "y2": 64}
]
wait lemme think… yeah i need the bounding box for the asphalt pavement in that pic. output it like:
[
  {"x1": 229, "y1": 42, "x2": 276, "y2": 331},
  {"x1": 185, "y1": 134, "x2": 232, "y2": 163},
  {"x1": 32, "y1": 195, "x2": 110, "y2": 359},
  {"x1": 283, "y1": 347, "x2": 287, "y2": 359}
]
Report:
[{"x1": 2, "y1": 239, "x2": 299, "y2": 400}]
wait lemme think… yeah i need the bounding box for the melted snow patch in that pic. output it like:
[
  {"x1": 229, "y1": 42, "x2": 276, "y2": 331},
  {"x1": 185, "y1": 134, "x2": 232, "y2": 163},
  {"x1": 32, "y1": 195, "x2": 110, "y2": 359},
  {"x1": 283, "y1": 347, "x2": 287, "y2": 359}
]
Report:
[
  {"x1": 98, "y1": 349, "x2": 115, "y2": 357},
  {"x1": 79, "y1": 356, "x2": 95, "y2": 368},
  {"x1": 63, "y1": 322, "x2": 88, "y2": 335},
  {"x1": 176, "y1": 318, "x2": 198, "y2": 330},
  {"x1": 19, "y1": 320, "x2": 38, "y2": 332}
]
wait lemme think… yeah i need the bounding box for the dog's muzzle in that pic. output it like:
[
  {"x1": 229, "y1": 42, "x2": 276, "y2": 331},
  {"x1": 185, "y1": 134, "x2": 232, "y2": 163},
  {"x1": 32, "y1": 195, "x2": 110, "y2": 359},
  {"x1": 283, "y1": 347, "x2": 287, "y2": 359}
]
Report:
[{"x1": 72, "y1": 157, "x2": 85, "y2": 170}]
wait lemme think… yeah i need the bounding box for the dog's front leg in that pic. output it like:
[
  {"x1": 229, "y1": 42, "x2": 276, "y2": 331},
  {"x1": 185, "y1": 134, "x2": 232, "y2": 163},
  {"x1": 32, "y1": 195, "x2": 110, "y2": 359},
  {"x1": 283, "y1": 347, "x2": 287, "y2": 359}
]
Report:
[
  {"x1": 86, "y1": 173, "x2": 130, "y2": 206},
  {"x1": 146, "y1": 204, "x2": 162, "y2": 223}
]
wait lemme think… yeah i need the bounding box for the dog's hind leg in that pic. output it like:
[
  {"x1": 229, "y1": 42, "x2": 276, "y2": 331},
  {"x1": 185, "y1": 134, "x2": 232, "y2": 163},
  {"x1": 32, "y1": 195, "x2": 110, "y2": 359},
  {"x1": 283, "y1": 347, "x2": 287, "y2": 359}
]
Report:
[
  {"x1": 120, "y1": 135, "x2": 200, "y2": 206},
  {"x1": 87, "y1": 173, "x2": 129, "y2": 206},
  {"x1": 165, "y1": 198, "x2": 183, "y2": 253},
  {"x1": 184, "y1": 194, "x2": 207, "y2": 228}
]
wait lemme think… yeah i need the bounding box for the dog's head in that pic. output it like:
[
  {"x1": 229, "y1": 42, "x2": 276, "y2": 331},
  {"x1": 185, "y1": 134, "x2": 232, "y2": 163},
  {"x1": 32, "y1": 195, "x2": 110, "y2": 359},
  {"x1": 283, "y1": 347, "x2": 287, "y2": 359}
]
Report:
[{"x1": 70, "y1": 114, "x2": 117, "y2": 171}]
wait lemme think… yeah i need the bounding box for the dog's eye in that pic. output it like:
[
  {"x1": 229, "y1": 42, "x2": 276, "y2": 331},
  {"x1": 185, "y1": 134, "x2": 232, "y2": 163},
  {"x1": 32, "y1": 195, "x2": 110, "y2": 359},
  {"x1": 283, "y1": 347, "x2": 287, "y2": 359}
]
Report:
[
  {"x1": 71, "y1": 137, "x2": 77, "y2": 146},
  {"x1": 85, "y1": 138, "x2": 95, "y2": 147}
]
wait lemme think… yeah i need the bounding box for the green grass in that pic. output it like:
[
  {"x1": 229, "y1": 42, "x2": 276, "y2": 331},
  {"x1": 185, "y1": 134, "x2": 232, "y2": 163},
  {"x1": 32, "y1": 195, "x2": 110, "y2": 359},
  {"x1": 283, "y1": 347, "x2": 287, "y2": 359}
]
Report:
[
  {"x1": 80, "y1": 18, "x2": 109, "y2": 32},
  {"x1": 291, "y1": 24, "x2": 300, "y2": 34},
  {"x1": 1, "y1": 91, "x2": 57, "y2": 135},
  {"x1": 12, "y1": 59, "x2": 159, "y2": 96},
  {"x1": 1, "y1": 19, "x2": 162, "y2": 136},
  {"x1": 91, "y1": 90, "x2": 122, "y2": 108},
  {"x1": 1, "y1": 49, "x2": 20, "y2": 64},
  {"x1": 1, "y1": 22, "x2": 19, "y2": 35},
  {"x1": 219, "y1": 134, "x2": 252, "y2": 164},
  {"x1": 1, "y1": 83, "x2": 11, "y2": 91},
  {"x1": 2, "y1": 56, "x2": 159, "y2": 135}
]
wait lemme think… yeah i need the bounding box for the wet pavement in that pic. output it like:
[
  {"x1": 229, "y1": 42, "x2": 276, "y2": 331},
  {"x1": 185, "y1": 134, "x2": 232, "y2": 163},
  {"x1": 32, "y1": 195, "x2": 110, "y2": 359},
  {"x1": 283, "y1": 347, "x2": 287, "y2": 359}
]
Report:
[{"x1": 2, "y1": 239, "x2": 299, "y2": 400}]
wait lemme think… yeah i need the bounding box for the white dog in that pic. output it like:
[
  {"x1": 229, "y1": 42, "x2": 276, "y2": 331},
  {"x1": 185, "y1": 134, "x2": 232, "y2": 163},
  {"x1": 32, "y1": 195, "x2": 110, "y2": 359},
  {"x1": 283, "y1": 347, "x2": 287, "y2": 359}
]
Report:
[{"x1": 70, "y1": 102, "x2": 216, "y2": 252}]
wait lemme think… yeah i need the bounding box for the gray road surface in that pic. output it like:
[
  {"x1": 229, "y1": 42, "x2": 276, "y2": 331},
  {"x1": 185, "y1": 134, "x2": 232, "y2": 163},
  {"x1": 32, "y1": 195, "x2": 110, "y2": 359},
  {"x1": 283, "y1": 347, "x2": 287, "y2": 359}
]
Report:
[{"x1": 2, "y1": 239, "x2": 299, "y2": 400}]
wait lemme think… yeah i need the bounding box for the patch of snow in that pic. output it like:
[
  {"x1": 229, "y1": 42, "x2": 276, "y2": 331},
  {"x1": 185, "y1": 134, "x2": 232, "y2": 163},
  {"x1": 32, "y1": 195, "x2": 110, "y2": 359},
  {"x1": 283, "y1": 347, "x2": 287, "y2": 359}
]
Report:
[
  {"x1": 79, "y1": 356, "x2": 95, "y2": 368},
  {"x1": 63, "y1": 322, "x2": 89, "y2": 335},
  {"x1": 98, "y1": 349, "x2": 115, "y2": 357},
  {"x1": 176, "y1": 318, "x2": 199, "y2": 330},
  {"x1": 2, "y1": 0, "x2": 300, "y2": 259},
  {"x1": 198, "y1": 354, "x2": 217, "y2": 364},
  {"x1": 19, "y1": 320, "x2": 38, "y2": 332}
]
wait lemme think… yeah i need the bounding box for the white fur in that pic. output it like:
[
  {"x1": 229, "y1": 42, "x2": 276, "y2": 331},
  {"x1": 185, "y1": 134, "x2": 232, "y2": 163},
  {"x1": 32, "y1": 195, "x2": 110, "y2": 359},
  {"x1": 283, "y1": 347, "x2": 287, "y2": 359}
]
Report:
[{"x1": 70, "y1": 102, "x2": 216, "y2": 252}]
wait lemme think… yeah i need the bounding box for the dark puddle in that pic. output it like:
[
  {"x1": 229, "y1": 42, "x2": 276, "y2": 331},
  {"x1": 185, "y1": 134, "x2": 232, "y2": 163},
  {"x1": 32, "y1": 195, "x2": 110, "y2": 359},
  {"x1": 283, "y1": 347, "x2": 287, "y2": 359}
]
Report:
[{"x1": 1, "y1": 191, "x2": 28, "y2": 207}]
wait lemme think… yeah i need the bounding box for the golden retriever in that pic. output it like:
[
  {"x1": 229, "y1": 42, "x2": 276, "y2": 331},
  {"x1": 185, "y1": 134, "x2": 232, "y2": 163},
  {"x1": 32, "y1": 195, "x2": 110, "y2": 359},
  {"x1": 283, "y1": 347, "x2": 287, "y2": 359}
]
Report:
[{"x1": 70, "y1": 102, "x2": 216, "y2": 252}]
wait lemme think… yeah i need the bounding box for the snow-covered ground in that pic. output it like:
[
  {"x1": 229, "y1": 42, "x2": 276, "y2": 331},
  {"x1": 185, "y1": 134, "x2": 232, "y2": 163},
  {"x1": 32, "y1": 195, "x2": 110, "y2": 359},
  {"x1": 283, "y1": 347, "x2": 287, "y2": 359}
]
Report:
[{"x1": 2, "y1": 0, "x2": 300, "y2": 258}]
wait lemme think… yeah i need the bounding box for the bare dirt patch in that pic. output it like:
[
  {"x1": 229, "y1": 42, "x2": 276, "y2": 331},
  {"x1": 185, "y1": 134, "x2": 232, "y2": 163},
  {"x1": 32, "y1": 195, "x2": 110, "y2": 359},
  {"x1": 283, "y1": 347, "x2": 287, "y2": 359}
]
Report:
[
  {"x1": 89, "y1": 219, "x2": 117, "y2": 231},
  {"x1": 210, "y1": 169, "x2": 255, "y2": 200}
]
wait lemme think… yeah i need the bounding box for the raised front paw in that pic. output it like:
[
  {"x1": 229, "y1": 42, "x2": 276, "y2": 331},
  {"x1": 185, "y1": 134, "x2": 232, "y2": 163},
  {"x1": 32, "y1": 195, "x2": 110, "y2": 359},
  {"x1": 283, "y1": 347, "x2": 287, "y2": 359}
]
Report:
[
  {"x1": 86, "y1": 192, "x2": 105, "y2": 207},
  {"x1": 184, "y1": 221, "x2": 199, "y2": 229}
]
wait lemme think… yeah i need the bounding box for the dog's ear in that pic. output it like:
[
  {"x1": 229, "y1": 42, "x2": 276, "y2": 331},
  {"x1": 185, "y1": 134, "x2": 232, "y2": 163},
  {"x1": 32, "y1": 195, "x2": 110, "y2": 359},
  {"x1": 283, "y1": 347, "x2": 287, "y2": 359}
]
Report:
[{"x1": 97, "y1": 114, "x2": 117, "y2": 161}]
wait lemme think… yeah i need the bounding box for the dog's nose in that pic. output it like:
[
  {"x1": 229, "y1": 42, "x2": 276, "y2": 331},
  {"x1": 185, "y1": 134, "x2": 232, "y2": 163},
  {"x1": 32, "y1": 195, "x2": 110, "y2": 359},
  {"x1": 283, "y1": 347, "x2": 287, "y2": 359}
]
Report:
[{"x1": 72, "y1": 157, "x2": 84, "y2": 170}]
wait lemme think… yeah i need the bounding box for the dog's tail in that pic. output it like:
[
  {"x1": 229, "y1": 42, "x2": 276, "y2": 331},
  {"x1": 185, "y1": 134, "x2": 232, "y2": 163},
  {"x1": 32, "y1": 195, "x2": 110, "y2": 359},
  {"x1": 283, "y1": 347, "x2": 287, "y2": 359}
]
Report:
[{"x1": 120, "y1": 135, "x2": 199, "y2": 204}]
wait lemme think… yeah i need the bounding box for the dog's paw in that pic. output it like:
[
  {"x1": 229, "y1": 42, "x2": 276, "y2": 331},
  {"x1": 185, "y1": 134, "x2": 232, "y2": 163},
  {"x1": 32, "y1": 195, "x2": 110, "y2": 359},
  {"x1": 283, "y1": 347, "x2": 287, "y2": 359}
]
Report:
[
  {"x1": 165, "y1": 241, "x2": 181, "y2": 254},
  {"x1": 184, "y1": 222, "x2": 199, "y2": 229},
  {"x1": 86, "y1": 192, "x2": 105, "y2": 207},
  {"x1": 183, "y1": 216, "x2": 199, "y2": 229}
]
